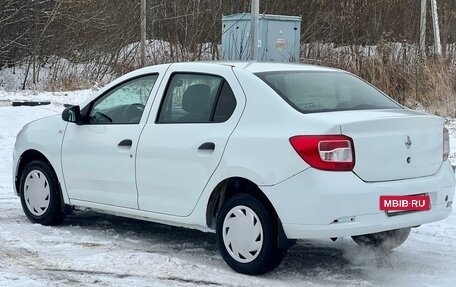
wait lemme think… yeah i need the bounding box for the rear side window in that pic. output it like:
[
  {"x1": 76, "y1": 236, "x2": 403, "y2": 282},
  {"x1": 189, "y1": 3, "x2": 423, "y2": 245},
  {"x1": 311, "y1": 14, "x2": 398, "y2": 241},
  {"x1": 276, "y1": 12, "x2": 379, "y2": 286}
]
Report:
[
  {"x1": 213, "y1": 81, "x2": 237, "y2": 123},
  {"x1": 157, "y1": 73, "x2": 236, "y2": 123},
  {"x1": 255, "y1": 71, "x2": 401, "y2": 113}
]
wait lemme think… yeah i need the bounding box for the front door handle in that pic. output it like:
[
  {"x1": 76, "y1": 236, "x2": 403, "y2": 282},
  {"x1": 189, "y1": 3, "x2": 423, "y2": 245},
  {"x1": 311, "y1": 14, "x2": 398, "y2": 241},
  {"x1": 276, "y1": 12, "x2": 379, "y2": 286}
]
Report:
[
  {"x1": 198, "y1": 142, "x2": 215, "y2": 151},
  {"x1": 118, "y1": 139, "x2": 132, "y2": 147}
]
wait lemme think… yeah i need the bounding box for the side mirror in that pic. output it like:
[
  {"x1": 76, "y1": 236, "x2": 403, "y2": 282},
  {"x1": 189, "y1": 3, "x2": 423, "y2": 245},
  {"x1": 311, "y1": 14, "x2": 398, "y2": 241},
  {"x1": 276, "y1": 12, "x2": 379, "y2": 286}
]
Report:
[{"x1": 62, "y1": 105, "x2": 81, "y2": 124}]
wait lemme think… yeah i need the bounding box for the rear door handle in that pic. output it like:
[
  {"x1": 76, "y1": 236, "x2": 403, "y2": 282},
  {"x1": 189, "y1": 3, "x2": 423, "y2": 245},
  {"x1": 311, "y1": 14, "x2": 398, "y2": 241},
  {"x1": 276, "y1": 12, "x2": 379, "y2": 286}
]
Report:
[
  {"x1": 118, "y1": 139, "x2": 132, "y2": 147},
  {"x1": 198, "y1": 142, "x2": 215, "y2": 151}
]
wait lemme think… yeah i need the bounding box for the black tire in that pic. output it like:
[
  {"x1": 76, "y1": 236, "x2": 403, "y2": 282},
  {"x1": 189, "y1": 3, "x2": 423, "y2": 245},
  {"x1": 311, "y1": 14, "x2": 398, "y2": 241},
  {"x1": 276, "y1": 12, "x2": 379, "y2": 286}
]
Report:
[
  {"x1": 216, "y1": 193, "x2": 286, "y2": 275},
  {"x1": 19, "y1": 160, "x2": 65, "y2": 225},
  {"x1": 351, "y1": 227, "x2": 411, "y2": 251}
]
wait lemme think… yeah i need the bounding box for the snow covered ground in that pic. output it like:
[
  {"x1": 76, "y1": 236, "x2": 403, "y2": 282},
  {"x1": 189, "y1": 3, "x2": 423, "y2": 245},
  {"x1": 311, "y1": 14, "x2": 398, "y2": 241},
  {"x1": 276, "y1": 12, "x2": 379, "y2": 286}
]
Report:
[{"x1": 0, "y1": 90, "x2": 455, "y2": 287}]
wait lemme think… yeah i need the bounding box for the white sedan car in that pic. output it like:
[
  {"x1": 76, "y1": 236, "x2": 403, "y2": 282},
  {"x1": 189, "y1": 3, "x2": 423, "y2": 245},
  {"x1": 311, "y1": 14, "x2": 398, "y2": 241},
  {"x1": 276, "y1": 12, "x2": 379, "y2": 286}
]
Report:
[{"x1": 13, "y1": 62, "x2": 455, "y2": 274}]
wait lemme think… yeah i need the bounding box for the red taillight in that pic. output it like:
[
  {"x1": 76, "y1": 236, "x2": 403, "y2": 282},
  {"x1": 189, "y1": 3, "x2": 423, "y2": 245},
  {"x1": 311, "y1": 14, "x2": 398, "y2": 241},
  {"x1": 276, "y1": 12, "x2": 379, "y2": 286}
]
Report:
[
  {"x1": 290, "y1": 135, "x2": 355, "y2": 171},
  {"x1": 443, "y1": 127, "x2": 450, "y2": 161}
]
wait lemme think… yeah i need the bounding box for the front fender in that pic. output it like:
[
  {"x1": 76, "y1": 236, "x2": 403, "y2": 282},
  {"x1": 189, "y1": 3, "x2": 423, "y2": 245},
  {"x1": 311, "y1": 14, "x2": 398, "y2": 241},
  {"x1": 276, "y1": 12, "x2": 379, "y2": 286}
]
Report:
[{"x1": 13, "y1": 115, "x2": 70, "y2": 203}]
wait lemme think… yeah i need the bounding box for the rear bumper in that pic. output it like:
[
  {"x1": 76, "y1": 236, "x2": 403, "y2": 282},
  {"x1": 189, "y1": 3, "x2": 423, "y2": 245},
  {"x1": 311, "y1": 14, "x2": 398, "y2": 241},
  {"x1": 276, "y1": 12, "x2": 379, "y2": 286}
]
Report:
[{"x1": 261, "y1": 161, "x2": 455, "y2": 239}]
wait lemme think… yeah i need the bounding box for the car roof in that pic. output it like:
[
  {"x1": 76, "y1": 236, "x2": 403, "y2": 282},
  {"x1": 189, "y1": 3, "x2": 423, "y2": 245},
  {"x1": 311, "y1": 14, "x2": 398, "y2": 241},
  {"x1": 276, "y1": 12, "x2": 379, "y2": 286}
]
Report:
[
  {"x1": 213, "y1": 61, "x2": 341, "y2": 73},
  {"x1": 140, "y1": 61, "x2": 341, "y2": 74}
]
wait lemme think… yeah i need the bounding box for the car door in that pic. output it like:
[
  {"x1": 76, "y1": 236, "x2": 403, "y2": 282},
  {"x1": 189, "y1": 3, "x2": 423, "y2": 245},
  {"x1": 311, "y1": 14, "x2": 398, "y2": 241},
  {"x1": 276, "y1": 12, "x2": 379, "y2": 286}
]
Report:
[
  {"x1": 61, "y1": 73, "x2": 160, "y2": 208},
  {"x1": 136, "y1": 64, "x2": 245, "y2": 216}
]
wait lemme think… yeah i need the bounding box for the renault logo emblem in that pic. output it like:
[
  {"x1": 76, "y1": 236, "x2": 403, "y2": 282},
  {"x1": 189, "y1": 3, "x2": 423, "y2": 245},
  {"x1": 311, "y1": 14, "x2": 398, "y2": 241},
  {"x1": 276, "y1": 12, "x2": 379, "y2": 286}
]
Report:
[{"x1": 405, "y1": 136, "x2": 412, "y2": 149}]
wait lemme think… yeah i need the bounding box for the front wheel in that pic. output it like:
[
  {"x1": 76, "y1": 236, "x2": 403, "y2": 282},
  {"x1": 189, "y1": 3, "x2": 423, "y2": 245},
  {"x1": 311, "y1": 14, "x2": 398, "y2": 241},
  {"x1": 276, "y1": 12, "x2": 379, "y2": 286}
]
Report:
[
  {"x1": 351, "y1": 227, "x2": 411, "y2": 251},
  {"x1": 19, "y1": 160, "x2": 65, "y2": 225},
  {"x1": 216, "y1": 194, "x2": 286, "y2": 275}
]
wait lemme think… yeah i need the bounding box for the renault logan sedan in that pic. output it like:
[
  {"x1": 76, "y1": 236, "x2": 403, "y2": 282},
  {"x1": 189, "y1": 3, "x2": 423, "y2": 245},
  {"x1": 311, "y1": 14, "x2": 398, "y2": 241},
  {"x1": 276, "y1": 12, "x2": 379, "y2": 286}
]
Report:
[{"x1": 13, "y1": 62, "x2": 455, "y2": 274}]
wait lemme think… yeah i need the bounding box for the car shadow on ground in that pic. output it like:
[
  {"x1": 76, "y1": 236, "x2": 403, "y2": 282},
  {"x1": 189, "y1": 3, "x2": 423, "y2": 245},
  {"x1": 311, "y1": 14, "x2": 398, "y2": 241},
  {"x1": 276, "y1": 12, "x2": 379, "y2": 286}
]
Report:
[{"x1": 62, "y1": 210, "x2": 390, "y2": 283}]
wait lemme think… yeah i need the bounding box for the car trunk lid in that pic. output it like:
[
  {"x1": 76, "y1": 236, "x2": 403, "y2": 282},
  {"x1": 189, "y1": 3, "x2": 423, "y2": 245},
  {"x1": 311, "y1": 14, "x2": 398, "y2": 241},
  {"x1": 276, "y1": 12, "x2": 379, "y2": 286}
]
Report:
[{"x1": 306, "y1": 109, "x2": 444, "y2": 182}]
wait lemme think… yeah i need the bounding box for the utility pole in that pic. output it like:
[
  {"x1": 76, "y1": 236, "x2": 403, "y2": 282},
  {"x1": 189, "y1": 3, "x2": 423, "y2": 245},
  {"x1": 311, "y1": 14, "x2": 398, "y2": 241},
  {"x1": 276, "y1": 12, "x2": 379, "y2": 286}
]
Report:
[
  {"x1": 430, "y1": 0, "x2": 442, "y2": 55},
  {"x1": 419, "y1": 0, "x2": 427, "y2": 56},
  {"x1": 250, "y1": 0, "x2": 259, "y2": 61},
  {"x1": 140, "y1": 0, "x2": 147, "y2": 67}
]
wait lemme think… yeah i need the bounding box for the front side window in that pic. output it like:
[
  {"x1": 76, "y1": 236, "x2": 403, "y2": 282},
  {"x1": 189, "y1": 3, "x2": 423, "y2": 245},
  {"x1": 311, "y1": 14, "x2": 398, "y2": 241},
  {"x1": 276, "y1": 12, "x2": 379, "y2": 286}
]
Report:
[
  {"x1": 88, "y1": 74, "x2": 158, "y2": 124},
  {"x1": 158, "y1": 73, "x2": 236, "y2": 123},
  {"x1": 255, "y1": 71, "x2": 401, "y2": 113}
]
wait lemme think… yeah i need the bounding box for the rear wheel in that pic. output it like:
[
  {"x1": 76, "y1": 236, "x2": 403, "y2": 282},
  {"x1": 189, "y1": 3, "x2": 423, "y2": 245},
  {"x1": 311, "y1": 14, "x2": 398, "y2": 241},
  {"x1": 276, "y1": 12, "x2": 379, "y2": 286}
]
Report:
[
  {"x1": 216, "y1": 193, "x2": 286, "y2": 275},
  {"x1": 351, "y1": 227, "x2": 411, "y2": 251},
  {"x1": 19, "y1": 160, "x2": 65, "y2": 225}
]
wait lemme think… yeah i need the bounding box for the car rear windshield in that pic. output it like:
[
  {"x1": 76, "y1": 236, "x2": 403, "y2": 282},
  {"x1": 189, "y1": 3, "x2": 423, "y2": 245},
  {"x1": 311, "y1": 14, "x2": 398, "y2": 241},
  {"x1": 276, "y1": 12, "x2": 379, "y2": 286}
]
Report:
[{"x1": 255, "y1": 71, "x2": 401, "y2": 113}]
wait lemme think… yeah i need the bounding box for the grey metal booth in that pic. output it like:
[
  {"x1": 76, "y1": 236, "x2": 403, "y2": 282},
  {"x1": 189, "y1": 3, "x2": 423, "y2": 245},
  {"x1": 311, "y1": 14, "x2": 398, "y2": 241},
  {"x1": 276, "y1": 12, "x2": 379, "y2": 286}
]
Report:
[{"x1": 221, "y1": 13, "x2": 301, "y2": 62}]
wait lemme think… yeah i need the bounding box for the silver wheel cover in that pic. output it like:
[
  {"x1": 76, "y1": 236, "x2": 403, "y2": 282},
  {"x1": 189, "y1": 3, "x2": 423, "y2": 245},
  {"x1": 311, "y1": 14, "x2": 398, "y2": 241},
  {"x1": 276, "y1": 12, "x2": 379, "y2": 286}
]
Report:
[
  {"x1": 24, "y1": 170, "x2": 50, "y2": 216},
  {"x1": 222, "y1": 205, "x2": 263, "y2": 263}
]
